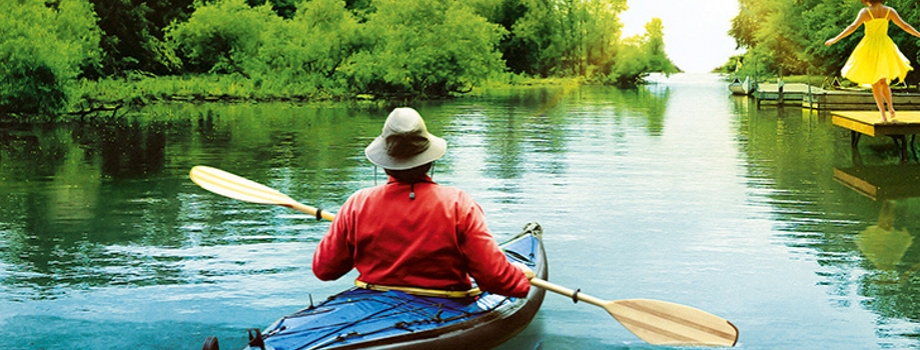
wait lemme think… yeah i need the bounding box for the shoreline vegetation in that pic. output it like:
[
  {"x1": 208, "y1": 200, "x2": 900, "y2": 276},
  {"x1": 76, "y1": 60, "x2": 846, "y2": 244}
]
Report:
[
  {"x1": 1, "y1": 0, "x2": 680, "y2": 122},
  {"x1": 8, "y1": 1, "x2": 920, "y2": 122},
  {"x1": 69, "y1": 74, "x2": 589, "y2": 118}
]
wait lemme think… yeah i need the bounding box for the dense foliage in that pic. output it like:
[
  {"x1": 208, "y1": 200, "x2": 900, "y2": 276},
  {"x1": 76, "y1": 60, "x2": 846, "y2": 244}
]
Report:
[
  {"x1": 0, "y1": 0, "x2": 101, "y2": 115},
  {"x1": 342, "y1": 0, "x2": 507, "y2": 96},
  {"x1": 1, "y1": 0, "x2": 680, "y2": 118},
  {"x1": 723, "y1": 0, "x2": 920, "y2": 85},
  {"x1": 89, "y1": 0, "x2": 191, "y2": 76}
]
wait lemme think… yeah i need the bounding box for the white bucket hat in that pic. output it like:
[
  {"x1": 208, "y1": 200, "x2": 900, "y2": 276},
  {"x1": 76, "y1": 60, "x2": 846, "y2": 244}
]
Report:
[{"x1": 364, "y1": 107, "x2": 447, "y2": 170}]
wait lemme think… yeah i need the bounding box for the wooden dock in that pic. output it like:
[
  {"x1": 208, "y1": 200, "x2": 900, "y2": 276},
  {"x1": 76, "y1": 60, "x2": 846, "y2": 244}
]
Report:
[
  {"x1": 834, "y1": 164, "x2": 920, "y2": 201},
  {"x1": 754, "y1": 83, "x2": 809, "y2": 106},
  {"x1": 804, "y1": 87, "x2": 920, "y2": 110},
  {"x1": 831, "y1": 111, "x2": 920, "y2": 161},
  {"x1": 747, "y1": 82, "x2": 920, "y2": 110},
  {"x1": 831, "y1": 111, "x2": 920, "y2": 137}
]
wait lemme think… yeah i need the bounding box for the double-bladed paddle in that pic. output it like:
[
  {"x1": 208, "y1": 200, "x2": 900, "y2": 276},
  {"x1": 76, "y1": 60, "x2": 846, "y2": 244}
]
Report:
[{"x1": 189, "y1": 165, "x2": 739, "y2": 347}]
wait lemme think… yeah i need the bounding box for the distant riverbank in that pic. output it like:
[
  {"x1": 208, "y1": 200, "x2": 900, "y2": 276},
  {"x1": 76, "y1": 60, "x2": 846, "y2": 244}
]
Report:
[{"x1": 64, "y1": 75, "x2": 587, "y2": 119}]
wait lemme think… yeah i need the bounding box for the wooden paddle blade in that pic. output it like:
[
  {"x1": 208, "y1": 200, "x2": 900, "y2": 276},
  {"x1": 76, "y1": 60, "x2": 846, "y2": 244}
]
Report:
[
  {"x1": 190, "y1": 166, "x2": 334, "y2": 220},
  {"x1": 528, "y1": 278, "x2": 737, "y2": 346},
  {"x1": 189, "y1": 165, "x2": 296, "y2": 206},
  {"x1": 606, "y1": 299, "x2": 738, "y2": 347}
]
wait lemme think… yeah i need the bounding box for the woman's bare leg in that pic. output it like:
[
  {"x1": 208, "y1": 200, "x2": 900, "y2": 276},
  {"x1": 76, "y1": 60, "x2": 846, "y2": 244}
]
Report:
[
  {"x1": 871, "y1": 80, "x2": 888, "y2": 123},
  {"x1": 880, "y1": 79, "x2": 895, "y2": 120}
]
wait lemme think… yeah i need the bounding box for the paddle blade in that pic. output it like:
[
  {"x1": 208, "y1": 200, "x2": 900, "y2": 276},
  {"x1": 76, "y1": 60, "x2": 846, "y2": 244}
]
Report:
[
  {"x1": 190, "y1": 165, "x2": 297, "y2": 206},
  {"x1": 606, "y1": 299, "x2": 738, "y2": 347}
]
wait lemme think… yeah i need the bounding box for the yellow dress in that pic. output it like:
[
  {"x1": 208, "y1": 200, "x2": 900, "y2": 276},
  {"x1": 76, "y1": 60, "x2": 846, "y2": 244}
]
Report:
[{"x1": 841, "y1": 8, "x2": 913, "y2": 86}]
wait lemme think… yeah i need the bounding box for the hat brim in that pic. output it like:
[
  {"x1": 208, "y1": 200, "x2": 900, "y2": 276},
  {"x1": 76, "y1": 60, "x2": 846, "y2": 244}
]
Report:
[{"x1": 365, "y1": 134, "x2": 447, "y2": 170}]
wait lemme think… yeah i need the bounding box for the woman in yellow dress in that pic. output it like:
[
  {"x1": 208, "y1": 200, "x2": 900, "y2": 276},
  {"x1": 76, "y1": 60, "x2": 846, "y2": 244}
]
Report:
[{"x1": 825, "y1": 0, "x2": 920, "y2": 123}]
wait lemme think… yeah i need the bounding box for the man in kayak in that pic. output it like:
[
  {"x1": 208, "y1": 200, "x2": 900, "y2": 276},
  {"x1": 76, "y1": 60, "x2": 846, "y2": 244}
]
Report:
[{"x1": 312, "y1": 107, "x2": 534, "y2": 298}]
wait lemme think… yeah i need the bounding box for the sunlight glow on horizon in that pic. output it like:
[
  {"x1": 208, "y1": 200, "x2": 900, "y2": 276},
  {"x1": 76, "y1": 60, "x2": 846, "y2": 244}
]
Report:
[{"x1": 620, "y1": 0, "x2": 743, "y2": 73}]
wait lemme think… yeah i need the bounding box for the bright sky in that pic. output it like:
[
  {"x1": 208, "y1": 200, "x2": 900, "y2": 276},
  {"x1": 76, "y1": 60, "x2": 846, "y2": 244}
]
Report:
[{"x1": 620, "y1": 0, "x2": 742, "y2": 73}]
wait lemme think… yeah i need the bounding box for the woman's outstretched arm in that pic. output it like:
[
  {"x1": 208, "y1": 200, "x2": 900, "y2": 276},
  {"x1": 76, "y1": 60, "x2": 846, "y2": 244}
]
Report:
[
  {"x1": 826, "y1": 9, "x2": 870, "y2": 46},
  {"x1": 890, "y1": 8, "x2": 920, "y2": 39}
]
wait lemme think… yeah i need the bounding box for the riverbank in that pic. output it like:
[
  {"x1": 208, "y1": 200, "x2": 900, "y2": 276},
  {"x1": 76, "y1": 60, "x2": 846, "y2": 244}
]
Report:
[
  {"x1": 64, "y1": 74, "x2": 586, "y2": 119},
  {"x1": 72, "y1": 73, "x2": 361, "y2": 114}
]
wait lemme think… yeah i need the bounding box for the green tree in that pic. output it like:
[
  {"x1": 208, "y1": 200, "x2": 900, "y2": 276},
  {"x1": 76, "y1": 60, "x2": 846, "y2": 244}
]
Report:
[
  {"x1": 167, "y1": 0, "x2": 363, "y2": 96},
  {"x1": 890, "y1": 0, "x2": 920, "y2": 84},
  {"x1": 0, "y1": 0, "x2": 101, "y2": 116},
  {"x1": 341, "y1": 0, "x2": 507, "y2": 97},
  {"x1": 254, "y1": 0, "x2": 298, "y2": 18},
  {"x1": 256, "y1": 0, "x2": 362, "y2": 93},
  {"x1": 731, "y1": 0, "x2": 810, "y2": 77},
  {"x1": 466, "y1": 0, "x2": 536, "y2": 75},
  {"x1": 89, "y1": 0, "x2": 191, "y2": 76},
  {"x1": 487, "y1": 0, "x2": 640, "y2": 82},
  {"x1": 506, "y1": 0, "x2": 566, "y2": 76},
  {"x1": 568, "y1": 0, "x2": 626, "y2": 76},
  {"x1": 640, "y1": 18, "x2": 679, "y2": 74},
  {"x1": 595, "y1": 18, "x2": 678, "y2": 87},
  {"x1": 166, "y1": 0, "x2": 280, "y2": 77}
]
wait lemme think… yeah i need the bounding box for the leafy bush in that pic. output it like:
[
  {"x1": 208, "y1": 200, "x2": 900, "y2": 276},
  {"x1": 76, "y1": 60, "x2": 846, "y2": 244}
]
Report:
[
  {"x1": 166, "y1": 0, "x2": 280, "y2": 77},
  {"x1": 0, "y1": 0, "x2": 101, "y2": 116},
  {"x1": 167, "y1": 0, "x2": 363, "y2": 97},
  {"x1": 256, "y1": 0, "x2": 363, "y2": 94},
  {"x1": 341, "y1": 0, "x2": 508, "y2": 97},
  {"x1": 589, "y1": 18, "x2": 678, "y2": 87}
]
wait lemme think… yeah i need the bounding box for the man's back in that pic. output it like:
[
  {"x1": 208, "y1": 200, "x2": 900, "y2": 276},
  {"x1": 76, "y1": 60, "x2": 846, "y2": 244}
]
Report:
[{"x1": 313, "y1": 176, "x2": 530, "y2": 297}]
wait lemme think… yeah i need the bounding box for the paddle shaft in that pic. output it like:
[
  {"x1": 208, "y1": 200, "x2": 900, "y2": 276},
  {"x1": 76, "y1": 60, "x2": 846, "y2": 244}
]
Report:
[
  {"x1": 529, "y1": 277, "x2": 606, "y2": 306},
  {"x1": 286, "y1": 201, "x2": 336, "y2": 221}
]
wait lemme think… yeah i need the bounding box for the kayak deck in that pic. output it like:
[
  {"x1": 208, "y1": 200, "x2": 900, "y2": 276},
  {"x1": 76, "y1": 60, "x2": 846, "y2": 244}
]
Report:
[
  {"x1": 258, "y1": 289, "x2": 518, "y2": 349},
  {"x1": 241, "y1": 222, "x2": 547, "y2": 350}
]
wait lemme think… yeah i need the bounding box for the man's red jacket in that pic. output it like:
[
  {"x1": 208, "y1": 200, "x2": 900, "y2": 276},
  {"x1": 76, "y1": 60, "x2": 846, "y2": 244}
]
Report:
[{"x1": 312, "y1": 176, "x2": 530, "y2": 298}]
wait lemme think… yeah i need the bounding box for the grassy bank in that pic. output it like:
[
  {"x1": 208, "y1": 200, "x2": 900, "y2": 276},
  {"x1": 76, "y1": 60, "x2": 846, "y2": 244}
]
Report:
[
  {"x1": 75, "y1": 74, "x2": 339, "y2": 109},
  {"x1": 69, "y1": 74, "x2": 587, "y2": 115}
]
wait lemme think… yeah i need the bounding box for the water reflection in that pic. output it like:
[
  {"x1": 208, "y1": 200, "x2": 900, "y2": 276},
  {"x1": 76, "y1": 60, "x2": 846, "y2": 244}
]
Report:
[
  {"x1": 854, "y1": 197, "x2": 920, "y2": 346},
  {"x1": 1, "y1": 84, "x2": 673, "y2": 299},
  {"x1": 0, "y1": 103, "x2": 393, "y2": 301},
  {"x1": 434, "y1": 85, "x2": 670, "y2": 206},
  {"x1": 97, "y1": 120, "x2": 167, "y2": 178},
  {"x1": 735, "y1": 96, "x2": 920, "y2": 344},
  {"x1": 834, "y1": 164, "x2": 920, "y2": 201},
  {"x1": 6, "y1": 77, "x2": 920, "y2": 348},
  {"x1": 1, "y1": 119, "x2": 193, "y2": 299},
  {"x1": 835, "y1": 164, "x2": 920, "y2": 283},
  {"x1": 856, "y1": 200, "x2": 911, "y2": 271}
]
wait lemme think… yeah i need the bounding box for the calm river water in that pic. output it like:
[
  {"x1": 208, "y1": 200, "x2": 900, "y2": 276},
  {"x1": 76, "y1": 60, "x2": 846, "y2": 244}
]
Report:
[{"x1": 2, "y1": 74, "x2": 920, "y2": 349}]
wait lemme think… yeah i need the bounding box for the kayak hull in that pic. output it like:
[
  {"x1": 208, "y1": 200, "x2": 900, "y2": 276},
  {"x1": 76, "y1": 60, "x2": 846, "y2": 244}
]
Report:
[{"x1": 243, "y1": 222, "x2": 548, "y2": 350}]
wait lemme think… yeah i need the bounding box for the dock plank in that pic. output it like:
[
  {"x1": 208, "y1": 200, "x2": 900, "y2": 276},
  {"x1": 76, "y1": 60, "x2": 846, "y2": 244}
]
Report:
[
  {"x1": 802, "y1": 86, "x2": 920, "y2": 110},
  {"x1": 754, "y1": 83, "x2": 809, "y2": 105},
  {"x1": 830, "y1": 111, "x2": 920, "y2": 161},
  {"x1": 830, "y1": 111, "x2": 920, "y2": 137}
]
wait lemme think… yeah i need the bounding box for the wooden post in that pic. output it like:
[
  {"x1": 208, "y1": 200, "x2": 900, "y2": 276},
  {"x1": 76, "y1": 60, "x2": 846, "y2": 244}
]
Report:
[
  {"x1": 778, "y1": 84, "x2": 784, "y2": 105},
  {"x1": 807, "y1": 83, "x2": 813, "y2": 109},
  {"x1": 777, "y1": 68, "x2": 784, "y2": 106}
]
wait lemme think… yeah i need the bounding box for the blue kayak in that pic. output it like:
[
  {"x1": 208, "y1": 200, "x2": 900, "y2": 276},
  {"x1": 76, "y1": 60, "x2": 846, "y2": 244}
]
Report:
[{"x1": 204, "y1": 222, "x2": 547, "y2": 350}]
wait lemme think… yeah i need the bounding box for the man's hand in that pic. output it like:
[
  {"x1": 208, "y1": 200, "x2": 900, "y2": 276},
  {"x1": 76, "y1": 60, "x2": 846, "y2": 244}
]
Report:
[{"x1": 512, "y1": 262, "x2": 535, "y2": 280}]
